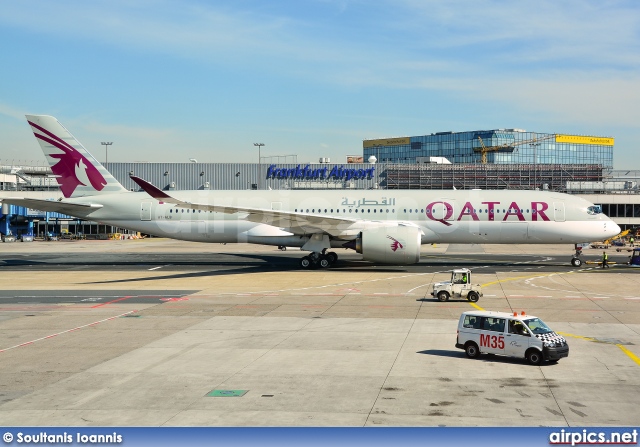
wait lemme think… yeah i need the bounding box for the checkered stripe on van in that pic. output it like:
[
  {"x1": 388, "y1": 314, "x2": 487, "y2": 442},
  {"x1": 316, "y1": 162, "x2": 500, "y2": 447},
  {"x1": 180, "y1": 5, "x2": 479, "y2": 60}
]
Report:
[{"x1": 535, "y1": 332, "x2": 567, "y2": 346}]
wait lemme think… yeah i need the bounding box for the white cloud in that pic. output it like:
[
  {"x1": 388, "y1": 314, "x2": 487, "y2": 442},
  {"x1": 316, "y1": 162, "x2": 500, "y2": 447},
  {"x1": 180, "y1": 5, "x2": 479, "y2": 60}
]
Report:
[{"x1": 0, "y1": 104, "x2": 27, "y2": 120}]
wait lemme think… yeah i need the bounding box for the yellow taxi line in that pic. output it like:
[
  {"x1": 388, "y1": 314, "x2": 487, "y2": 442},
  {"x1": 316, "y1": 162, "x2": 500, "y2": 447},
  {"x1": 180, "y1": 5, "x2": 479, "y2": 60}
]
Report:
[
  {"x1": 556, "y1": 331, "x2": 596, "y2": 342},
  {"x1": 617, "y1": 344, "x2": 640, "y2": 367}
]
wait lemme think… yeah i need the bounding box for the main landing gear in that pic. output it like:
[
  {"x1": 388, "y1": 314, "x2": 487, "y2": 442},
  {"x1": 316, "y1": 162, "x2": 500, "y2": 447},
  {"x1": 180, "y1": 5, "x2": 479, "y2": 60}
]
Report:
[{"x1": 299, "y1": 250, "x2": 338, "y2": 269}]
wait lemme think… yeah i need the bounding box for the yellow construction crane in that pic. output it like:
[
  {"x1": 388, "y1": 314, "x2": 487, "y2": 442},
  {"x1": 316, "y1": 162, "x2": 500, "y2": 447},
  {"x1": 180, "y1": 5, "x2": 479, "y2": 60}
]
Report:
[{"x1": 475, "y1": 134, "x2": 556, "y2": 164}]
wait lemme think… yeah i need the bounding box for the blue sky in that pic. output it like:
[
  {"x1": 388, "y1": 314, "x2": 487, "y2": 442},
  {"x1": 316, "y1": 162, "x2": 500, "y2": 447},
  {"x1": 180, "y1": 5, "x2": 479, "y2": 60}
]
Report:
[{"x1": 1, "y1": 0, "x2": 638, "y2": 168}]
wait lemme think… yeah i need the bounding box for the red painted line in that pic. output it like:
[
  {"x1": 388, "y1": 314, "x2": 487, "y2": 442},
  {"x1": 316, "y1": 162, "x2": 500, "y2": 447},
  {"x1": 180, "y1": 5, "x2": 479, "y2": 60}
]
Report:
[
  {"x1": 0, "y1": 310, "x2": 137, "y2": 354},
  {"x1": 301, "y1": 294, "x2": 338, "y2": 296},
  {"x1": 91, "y1": 296, "x2": 133, "y2": 308},
  {"x1": 364, "y1": 294, "x2": 408, "y2": 297}
]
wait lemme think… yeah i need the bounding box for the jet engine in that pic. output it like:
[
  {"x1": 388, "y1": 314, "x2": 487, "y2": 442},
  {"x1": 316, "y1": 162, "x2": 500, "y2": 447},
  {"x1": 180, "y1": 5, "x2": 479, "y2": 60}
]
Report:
[{"x1": 354, "y1": 225, "x2": 422, "y2": 264}]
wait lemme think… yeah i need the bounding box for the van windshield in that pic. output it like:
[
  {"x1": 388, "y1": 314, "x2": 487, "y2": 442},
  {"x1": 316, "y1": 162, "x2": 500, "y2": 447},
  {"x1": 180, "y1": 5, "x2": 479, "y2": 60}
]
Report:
[{"x1": 523, "y1": 318, "x2": 552, "y2": 335}]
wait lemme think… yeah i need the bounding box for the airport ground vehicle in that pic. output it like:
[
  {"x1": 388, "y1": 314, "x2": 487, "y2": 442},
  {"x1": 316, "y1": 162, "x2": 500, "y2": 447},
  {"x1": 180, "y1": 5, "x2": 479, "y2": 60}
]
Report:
[
  {"x1": 629, "y1": 248, "x2": 640, "y2": 266},
  {"x1": 431, "y1": 268, "x2": 482, "y2": 302},
  {"x1": 455, "y1": 310, "x2": 569, "y2": 365}
]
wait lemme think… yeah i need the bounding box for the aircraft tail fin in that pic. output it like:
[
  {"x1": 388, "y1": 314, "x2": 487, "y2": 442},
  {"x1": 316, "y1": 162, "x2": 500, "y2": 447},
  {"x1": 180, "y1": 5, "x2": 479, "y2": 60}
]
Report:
[{"x1": 25, "y1": 115, "x2": 128, "y2": 198}]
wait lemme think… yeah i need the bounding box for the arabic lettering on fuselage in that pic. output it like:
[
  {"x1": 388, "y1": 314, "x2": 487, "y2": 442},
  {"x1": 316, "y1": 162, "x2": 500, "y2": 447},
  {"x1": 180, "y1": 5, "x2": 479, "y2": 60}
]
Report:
[
  {"x1": 341, "y1": 197, "x2": 396, "y2": 208},
  {"x1": 266, "y1": 165, "x2": 375, "y2": 181}
]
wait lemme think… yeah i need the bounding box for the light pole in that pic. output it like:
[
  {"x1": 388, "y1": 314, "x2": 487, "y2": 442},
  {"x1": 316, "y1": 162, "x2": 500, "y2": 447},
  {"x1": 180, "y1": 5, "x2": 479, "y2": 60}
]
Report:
[
  {"x1": 101, "y1": 142, "x2": 113, "y2": 168},
  {"x1": 254, "y1": 143, "x2": 265, "y2": 189},
  {"x1": 530, "y1": 134, "x2": 540, "y2": 190}
]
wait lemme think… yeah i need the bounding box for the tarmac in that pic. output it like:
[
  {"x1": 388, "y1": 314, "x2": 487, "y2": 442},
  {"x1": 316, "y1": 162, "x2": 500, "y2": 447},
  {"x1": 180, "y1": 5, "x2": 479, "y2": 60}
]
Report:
[{"x1": 0, "y1": 239, "x2": 639, "y2": 427}]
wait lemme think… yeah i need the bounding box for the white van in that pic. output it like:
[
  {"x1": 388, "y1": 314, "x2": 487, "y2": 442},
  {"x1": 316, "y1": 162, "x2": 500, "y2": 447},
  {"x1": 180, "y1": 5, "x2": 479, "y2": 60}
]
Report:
[{"x1": 455, "y1": 310, "x2": 569, "y2": 365}]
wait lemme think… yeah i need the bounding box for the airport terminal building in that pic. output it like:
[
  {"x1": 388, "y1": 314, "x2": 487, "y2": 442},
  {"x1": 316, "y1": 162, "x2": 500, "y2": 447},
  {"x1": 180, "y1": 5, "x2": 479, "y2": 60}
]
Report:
[
  {"x1": 362, "y1": 130, "x2": 614, "y2": 167},
  {"x1": 2, "y1": 128, "x2": 639, "y2": 237}
]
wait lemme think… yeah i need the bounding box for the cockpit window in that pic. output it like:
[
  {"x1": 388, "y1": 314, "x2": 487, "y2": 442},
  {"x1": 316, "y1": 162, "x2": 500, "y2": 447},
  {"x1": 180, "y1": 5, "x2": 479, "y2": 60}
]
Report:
[{"x1": 587, "y1": 205, "x2": 602, "y2": 215}]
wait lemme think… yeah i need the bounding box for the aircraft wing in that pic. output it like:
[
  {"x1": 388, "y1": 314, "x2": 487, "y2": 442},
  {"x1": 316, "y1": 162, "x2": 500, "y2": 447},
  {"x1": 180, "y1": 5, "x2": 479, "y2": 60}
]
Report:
[
  {"x1": 0, "y1": 197, "x2": 103, "y2": 216},
  {"x1": 130, "y1": 176, "x2": 359, "y2": 235}
]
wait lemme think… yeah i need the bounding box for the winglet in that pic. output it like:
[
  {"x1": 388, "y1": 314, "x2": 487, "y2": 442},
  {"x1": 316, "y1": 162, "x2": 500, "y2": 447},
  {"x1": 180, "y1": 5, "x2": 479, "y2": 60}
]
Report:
[{"x1": 130, "y1": 175, "x2": 173, "y2": 200}]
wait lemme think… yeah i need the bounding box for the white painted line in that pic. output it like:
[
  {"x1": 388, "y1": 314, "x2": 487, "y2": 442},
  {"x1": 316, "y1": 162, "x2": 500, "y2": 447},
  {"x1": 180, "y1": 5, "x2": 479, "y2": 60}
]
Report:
[
  {"x1": 406, "y1": 283, "x2": 431, "y2": 293},
  {"x1": 0, "y1": 310, "x2": 136, "y2": 353}
]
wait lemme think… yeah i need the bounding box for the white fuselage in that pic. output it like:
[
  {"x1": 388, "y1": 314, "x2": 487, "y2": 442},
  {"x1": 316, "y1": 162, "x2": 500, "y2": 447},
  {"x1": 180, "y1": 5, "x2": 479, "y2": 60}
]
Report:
[{"x1": 69, "y1": 189, "x2": 619, "y2": 247}]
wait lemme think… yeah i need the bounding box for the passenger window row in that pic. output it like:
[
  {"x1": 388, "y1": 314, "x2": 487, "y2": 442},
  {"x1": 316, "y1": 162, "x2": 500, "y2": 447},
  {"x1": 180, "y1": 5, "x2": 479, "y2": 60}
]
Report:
[
  {"x1": 169, "y1": 209, "x2": 210, "y2": 213},
  {"x1": 427, "y1": 208, "x2": 533, "y2": 214},
  {"x1": 167, "y1": 207, "x2": 533, "y2": 216},
  {"x1": 294, "y1": 209, "x2": 395, "y2": 214}
]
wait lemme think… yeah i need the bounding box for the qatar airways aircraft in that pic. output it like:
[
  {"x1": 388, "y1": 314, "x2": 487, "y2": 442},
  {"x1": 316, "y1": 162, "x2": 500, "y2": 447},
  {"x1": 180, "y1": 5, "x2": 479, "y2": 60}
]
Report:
[{"x1": 0, "y1": 115, "x2": 620, "y2": 269}]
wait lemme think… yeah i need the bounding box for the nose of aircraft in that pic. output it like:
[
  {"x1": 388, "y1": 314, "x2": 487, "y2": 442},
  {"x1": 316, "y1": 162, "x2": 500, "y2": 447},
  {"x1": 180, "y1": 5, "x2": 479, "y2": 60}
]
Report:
[{"x1": 607, "y1": 221, "x2": 621, "y2": 237}]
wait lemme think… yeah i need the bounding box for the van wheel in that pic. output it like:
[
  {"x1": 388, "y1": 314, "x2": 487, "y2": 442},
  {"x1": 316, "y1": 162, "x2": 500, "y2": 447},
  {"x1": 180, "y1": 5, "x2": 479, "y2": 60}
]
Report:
[
  {"x1": 465, "y1": 342, "x2": 480, "y2": 359},
  {"x1": 467, "y1": 291, "x2": 479, "y2": 303},
  {"x1": 526, "y1": 349, "x2": 543, "y2": 365},
  {"x1": 437, "y1": 291, "x2": 450, "y2": 302}
]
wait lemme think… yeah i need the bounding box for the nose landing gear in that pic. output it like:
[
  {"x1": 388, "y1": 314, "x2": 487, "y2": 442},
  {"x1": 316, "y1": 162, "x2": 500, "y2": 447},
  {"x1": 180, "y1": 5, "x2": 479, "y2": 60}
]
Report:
[{"x1": 570, "y1": 244, "x2": 584, "y2": 267}]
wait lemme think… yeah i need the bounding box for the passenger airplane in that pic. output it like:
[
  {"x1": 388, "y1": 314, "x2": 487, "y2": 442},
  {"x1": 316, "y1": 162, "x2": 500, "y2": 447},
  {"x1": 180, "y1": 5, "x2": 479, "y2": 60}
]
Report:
[{"x1": 0, "y1": 115, "x2": 620, "y2": 269}]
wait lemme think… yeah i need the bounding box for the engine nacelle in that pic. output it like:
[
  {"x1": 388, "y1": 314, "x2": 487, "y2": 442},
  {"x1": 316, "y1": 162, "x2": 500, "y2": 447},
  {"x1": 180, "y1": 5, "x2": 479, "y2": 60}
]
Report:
[{"x1": 355, "y1": 225, "x2": 422, "y2": 264}]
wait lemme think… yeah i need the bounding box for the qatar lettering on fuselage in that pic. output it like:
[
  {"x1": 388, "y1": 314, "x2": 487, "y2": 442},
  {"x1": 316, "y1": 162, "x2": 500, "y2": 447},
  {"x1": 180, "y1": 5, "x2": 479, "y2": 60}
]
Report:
[{"x1": 425, "y1": 201, "x2": 551, "y2": 226}]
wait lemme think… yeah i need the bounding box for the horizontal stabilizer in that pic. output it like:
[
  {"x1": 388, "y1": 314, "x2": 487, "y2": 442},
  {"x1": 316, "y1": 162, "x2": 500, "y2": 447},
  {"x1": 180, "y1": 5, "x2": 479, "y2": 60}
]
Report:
[{"x1": 0, "y1": 197, "x2": 103, "y2": 216}]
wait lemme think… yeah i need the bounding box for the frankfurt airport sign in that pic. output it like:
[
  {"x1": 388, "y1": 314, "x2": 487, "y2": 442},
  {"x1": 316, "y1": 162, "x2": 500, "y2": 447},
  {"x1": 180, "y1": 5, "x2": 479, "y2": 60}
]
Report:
[{"x1": 266, "y1": 164, "x2": 375, "y2": 181}]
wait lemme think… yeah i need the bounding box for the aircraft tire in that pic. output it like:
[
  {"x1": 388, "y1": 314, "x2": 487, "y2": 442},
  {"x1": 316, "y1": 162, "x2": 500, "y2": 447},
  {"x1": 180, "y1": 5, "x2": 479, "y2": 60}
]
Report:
[
  {"x1": 318, "y1": 256, "x2": 330, "y2": 269},
  {"x1": 571, "y1": 257, "x2": 582, "y2": 267},
  {"x1": 300, "y1": 256, "x2": 312, "y2": 269},
  {"x1": 326, "y1": 252, "x2": 338, "y2": 264}
]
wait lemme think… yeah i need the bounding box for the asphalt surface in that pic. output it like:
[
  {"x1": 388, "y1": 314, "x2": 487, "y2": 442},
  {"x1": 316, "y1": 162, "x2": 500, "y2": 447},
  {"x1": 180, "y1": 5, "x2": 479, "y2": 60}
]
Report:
[{"x1": 0, "y1": 239, "x2": 639, "y2": 427}]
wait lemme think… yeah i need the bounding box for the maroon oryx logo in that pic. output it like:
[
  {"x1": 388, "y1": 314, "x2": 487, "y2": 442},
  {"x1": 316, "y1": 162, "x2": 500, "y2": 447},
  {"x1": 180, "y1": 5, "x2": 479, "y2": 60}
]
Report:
[
  {"x1": 387, "y1": 235, "x2": 404, "y2": 252},
  {"x1": 28, "y1": 120, "x2": 107, "y2": 197}
]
